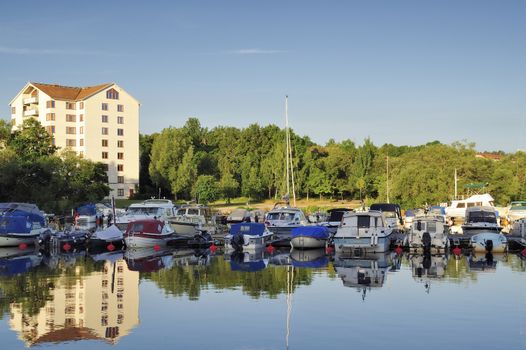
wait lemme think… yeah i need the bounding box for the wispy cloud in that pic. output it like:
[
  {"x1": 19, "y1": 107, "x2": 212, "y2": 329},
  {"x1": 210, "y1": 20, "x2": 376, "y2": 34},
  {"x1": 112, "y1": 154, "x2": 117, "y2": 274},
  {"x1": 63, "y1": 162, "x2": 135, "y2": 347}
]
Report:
[
  {"x1": 0, "y1": 45, "x2": 121, "y2": 56},
  {"x1": 227, "y1": 48, "x2": 287, "y2": 55}
]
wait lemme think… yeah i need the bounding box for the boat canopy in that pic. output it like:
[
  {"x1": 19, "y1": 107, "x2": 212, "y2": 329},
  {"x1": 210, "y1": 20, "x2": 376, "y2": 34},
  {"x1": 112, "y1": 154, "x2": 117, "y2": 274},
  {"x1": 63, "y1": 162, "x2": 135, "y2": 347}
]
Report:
[
  {"x1": 93, "y1": 225, "x2": 123, "y2": 240},
  {"x1": 77, "y1": 203, "x2": 96, "y2": 216},
  {"x1": 327, "y1": 208, "x2": 352, "y2": 222},
  {"x1": 291, "y1": 226, "x2": 329, "y2": 239},
  {"x1": 0, "y1": 203, "x2": 45, "y2": 234},
  {"x1": 230, "y1": 223, "x2": 266, "y2": 236},
  {"x1": 370, "y1": 203, "x2": 401, "y2": 214},
  {"x1": 125, "y1": 220, "x2": 164, "y2": 234}
]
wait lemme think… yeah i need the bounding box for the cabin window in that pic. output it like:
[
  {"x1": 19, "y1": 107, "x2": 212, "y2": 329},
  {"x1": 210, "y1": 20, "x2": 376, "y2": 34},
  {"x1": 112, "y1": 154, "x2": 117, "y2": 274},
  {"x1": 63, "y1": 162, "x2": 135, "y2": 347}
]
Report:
[
  {"x1": 427, "y1": 221, "x2": 436, "y2": 233},
  {"x1": 457, "y1": 203, "x2": 465, "y2": 208},
  {"x1": 467, "y1": 203, "x2": 475, "y2": 207},
  {"x1": 357, "y1": 216, "x2": 370, "y2": 228},
  {"x1": 188, "y1": 209, "x2": 199, "y2": 215},
  {"x1": 131, "y1": 223, "x2": 144, "y2": 232}
]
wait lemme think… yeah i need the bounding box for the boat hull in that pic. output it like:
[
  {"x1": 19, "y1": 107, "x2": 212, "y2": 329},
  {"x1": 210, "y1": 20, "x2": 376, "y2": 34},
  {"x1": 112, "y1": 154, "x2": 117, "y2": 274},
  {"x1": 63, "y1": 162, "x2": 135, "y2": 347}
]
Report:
[
  {"x1": 0, "y1": 234, "x2": 39, "y2": 247},
  {"x1": 170, "y1": 222, "x2": 198, "y2": 235},
  {"x1": 124, "y1": 234, "x2": 174, "y2": 248},
  {"x1": 290, "y1": 235, "x2": 327, "y2": 249},
  {"x1": 224, "y1": 233, "x2": 274, "y2": 251},
  {"x1": 333, "y1": 235, "x2": 392, "y2": 254},
  {"x1": 470, "y1": 232, "x2": 507, "y2": 253}
]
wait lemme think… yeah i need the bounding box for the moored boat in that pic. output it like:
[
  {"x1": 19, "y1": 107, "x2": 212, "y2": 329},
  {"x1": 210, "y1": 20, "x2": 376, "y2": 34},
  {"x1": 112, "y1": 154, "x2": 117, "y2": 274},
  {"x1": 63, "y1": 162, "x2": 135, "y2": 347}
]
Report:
[
  {"x1": 461, "y1": 206, "x2": 501, "y2": 235},
  {"x1": 0, "y1": 203, "x2": 49, "y2": 247},
  {"x1": 333, "y1": 211, "x2": 394, "y2": 254},
  {"x1": 264, "y1": 206, "x2": 308, "y2": 243},
  {"x1": 115, "y1": 199, "x2": 177, "y2": 231},
  {"x1": 168, "y1": 204, "x2": 216, "y2": 236},
  {"x1": 469, "y1": 231, "x2": 507, "y2": 253},
  {"x1": 124, "y1": 219, "x2": 175, "y2": 248},
  {"x1": 224, "y1": 222, "x2": 274, "y2": 251},
  {"x1": 290, "y1": 226, "x2": 329, "y2": 249},
  {"x1": 405, "y1": 215, "x2": 449, "y2": 252},
  {"x1": 88, "y1": 224, "x2": 125, "y2": 251}
]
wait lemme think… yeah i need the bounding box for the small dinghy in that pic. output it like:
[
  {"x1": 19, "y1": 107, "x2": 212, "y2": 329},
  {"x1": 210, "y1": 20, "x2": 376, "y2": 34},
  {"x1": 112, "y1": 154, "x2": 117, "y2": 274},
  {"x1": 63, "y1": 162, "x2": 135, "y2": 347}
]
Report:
[
  {"x1": 224, "y1": 223, "x2": 274, "y2": 251},
  {"x1": 470, "y1": 231, "x2": 507, "y2": 253},
  {"x1": 88, "y1": 224, "x2": 124, "y2": 251},
  {"x1": 290, "y1": 226, "x2": 329, "y2": 249}
]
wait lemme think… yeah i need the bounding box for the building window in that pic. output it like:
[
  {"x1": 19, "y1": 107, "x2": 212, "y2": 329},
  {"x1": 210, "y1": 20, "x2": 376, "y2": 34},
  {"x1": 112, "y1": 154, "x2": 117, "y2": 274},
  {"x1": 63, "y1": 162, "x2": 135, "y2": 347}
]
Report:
[
  {"x1": 117, "y1": 140, "x2": 124, "y2": 148},
  {"x1": 51, "y1": 138, "x2": 55, "y2": 145},
  {"x1": 46, "y1": 113, "x2": 55, "y2": 121},
  {"x1": 102, "y1": 127, "x2": 108, "y2": 135},
  {"x1": 102, "y1": 103, "x2": 108, "y2": 111},
  {"x1": 46, "y1": 126, "x2": 55, "y2": 134},
  {"x1": 117, "y1": 128, "x2": 124, "y2": 136},
  {"x1": 66, "y1": 139, "x2": 76, "y2": 147},
  {"x1": 46, "y1": 101, "x2": 55, "y2": 108},
  {"x1": 79, "y1": 102, "x2": 84, "y2": 109},
  {"x1": 79, "y1": 114, "x2": 84, "y2": 122},
  {"x1": 102, "y1": 139, "x2": 108, "y2": 147},
  {"x1": 117, "y1": 152, "x2": 124, "y2": 160},
  {"x1": 102, "y1": 163, "x2": 109, "y2": 171},
  {"x1": 11, "y1": 107, "x2": 16, "y2": 114},
  {"x1": 66, "y1": 127, "x2": 76, "y2": 134},
  {"x1": 66, "y1": 102, "x2": 75, "y2": 110},
  {"x1": 117, "y1": 116, "x2": 124, "y2": 124},
  {"x1": 117, "y1": 164, "x2": 124, "y2": 172},
  {"x1": 101, "y1": 115, "x2": 108, "y2": 123},
  {"x1": 117, "y1": 104, "x2": 124, "y2": 112},
  {"x1": 66, "y1": 114, "x2": 76, "y2": 122},
  {"x1": 79, "y1": 126, "x2": 84, "y2": 134},
  {"x1": 118, "y1": 189, "x2": 124, "y2": 196},
  {"x1": 117, "y1": 176, "x2": 124, "y2": 183},
  {"x1": 106, "y1": 88, "x2": 119, "y2": 100},
  {"x1": 80, "y1": 139, "x2": 84, "y2": 146},
  {"x1": 102, "y1": 152, "x2": 108, "y2": 159}
]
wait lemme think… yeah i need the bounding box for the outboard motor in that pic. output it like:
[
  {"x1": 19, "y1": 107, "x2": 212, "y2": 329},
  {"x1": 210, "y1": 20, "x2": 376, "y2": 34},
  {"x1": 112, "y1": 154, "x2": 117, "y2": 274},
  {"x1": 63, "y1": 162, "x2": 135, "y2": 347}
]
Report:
[
  {"x1": 231, "y1": 233, "x2": 245, "y2": 251},
  {"x1": 485, "y1": 239, "x2": 493, "y2": 253},
  {"x1": 422, "y1": 232, "x2": 432, "y2": 253}
]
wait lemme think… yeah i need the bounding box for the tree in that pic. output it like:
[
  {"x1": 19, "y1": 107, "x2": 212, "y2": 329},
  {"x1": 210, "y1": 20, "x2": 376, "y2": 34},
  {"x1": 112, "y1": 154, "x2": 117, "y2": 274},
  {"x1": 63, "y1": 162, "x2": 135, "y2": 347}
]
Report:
[
  {"x1": 9, "y1": 118, "x2": 57, "y2": 160},
  {"x1": 192, "y1": 175, "x2": 220, "y2": 204}
]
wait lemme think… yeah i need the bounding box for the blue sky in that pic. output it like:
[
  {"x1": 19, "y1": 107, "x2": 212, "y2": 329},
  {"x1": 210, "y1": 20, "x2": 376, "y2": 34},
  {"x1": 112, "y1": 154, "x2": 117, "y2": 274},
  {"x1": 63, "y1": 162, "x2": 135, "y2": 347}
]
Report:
[{"x1": 1, "y1": 0, "x2": 524, "y2": 151}]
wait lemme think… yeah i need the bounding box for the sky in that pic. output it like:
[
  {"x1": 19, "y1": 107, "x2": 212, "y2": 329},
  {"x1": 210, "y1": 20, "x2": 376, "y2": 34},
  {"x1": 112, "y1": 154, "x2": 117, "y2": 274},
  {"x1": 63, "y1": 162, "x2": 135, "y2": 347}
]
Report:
[{"x1": 1, "y1": 0, "x2": 525, "y2": 152}]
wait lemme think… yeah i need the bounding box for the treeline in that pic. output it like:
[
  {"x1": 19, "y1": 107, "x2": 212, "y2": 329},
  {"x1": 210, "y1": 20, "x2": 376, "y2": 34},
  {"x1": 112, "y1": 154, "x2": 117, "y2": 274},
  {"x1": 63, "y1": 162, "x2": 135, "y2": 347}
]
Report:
[
  {"x1": 0, "y1": 119, "x2": 109, "y2": 213},
  {"x1": 138, "y1": 118, "x2": 526, "y2": 207}
]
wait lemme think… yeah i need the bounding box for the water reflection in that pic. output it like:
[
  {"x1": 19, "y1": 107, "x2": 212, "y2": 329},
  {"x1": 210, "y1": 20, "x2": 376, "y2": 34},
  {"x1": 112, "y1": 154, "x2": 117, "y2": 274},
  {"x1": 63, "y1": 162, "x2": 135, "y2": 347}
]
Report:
[
  {"x1": 290, "y1": 248, "x2": 328, "y2": 268},
  {"x1": 333, "y1": 251, "x2": 400, "y2": 300},
  {"x1": 408, "y1": 254, "x2": 448, "y2": 293}
]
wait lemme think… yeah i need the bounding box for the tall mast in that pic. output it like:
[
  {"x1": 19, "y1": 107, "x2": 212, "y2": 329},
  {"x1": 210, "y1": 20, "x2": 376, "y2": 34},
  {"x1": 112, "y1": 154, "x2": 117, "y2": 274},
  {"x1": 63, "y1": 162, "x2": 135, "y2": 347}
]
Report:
[
  {"x1": 454, "y1": 168, "x2": 458, "y2": 199},
  {"x1": 386, "y1": 156, "x2": 390, "y2": 203},
  {"x1": 285, "y1": 96, "x2": 290, "y2": 200}
]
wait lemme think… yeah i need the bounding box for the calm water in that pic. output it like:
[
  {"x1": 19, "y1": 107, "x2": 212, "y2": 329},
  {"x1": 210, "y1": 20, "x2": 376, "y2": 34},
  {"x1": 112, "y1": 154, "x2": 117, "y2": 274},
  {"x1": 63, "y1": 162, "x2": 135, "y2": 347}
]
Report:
[{"x1": 0, "y1": 246, "x2": 525, "y2": 350}]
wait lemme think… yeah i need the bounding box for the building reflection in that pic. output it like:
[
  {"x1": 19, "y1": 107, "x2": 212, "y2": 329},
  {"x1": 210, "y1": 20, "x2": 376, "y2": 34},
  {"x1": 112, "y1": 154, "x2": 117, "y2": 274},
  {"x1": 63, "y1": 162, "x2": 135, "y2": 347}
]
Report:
[{"x1": 8, "y1": 257, "x2": 139, "y2": 346}]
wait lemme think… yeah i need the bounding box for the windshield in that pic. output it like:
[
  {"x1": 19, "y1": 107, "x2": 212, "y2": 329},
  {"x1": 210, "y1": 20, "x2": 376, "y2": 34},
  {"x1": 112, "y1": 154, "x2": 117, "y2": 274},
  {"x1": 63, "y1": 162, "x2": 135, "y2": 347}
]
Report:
[
  {"x1": 468, "y1": 211, "x2": 497, "y2": 223},
  {"x1": 127, "y1": 207, "x2": 162, "y2": 216},
  {"x1": 267, "y1": 212, "x2": 296, "y2": 221},
  {"x1": 383, "y1": 211, "x2": 397, "y2": 218}
]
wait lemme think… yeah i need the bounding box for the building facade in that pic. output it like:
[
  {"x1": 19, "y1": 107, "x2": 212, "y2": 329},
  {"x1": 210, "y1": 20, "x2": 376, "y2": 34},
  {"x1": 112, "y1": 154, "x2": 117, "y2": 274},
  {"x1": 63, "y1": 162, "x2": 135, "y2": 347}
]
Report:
[{"x1": 9, "y1": 82, "x2": 139, "y2": 199}]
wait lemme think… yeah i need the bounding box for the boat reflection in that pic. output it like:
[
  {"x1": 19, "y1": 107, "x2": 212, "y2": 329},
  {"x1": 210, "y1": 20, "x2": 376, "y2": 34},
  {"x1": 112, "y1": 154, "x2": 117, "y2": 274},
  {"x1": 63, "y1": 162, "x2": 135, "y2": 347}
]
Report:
[
  {"x1": 0, "y1": 247, "x2": 42, "y2": 276},
  {"x1": 7, "y1": 256, "x2": 139, "y2": 346},
  {"x1": 125, "y1": 246, "x2": 176, "y2": 272},
  {"x1": 333, "y1": 251, "x2": 399, "y2": 300},
  {"x1": 409, "y1": 253, "x2": 449, "y2": 293},
  {"x1": 290, "y1": 248, "x2": 328, "y2": 269},
  {"x1": 468, "y1": 252, "x2": 507, "y2": 272},
  {"x1": 228, "y1": 249, "x2": 269, "y2": 272}
]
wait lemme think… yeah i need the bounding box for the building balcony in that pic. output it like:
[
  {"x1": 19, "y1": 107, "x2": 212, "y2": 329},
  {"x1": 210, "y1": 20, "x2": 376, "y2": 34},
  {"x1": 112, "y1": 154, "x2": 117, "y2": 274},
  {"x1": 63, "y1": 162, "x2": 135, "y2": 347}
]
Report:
[
  {"x1": 23, "y1": 109, "x2": 39, "y2": 117},
  {"x1": 23, "y1": 97, "x2": 38, "y2": 105}
]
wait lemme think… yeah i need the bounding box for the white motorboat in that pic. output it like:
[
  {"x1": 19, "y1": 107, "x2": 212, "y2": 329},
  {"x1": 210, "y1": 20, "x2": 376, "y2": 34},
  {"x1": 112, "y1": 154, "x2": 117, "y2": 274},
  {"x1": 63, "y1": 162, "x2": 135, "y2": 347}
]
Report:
[
  {"x1": 115, "y1": 199, "x2": 177, "y2": 231},
  {"x1": 264, "y1": 206, "x2": 308, "y2": 242},
  {"x1": 446, "y1": 193, "x2": 495, "y2": 220},
  {"x1": 461, "y1": 206, "x2": 501, "y2": 234},
  {"x1": 333, "y1": 211, "x2": 394, "y2": 254},
  {"x1": 369, "y1": 203, "x2": 404, "y2": 232},
  {"x1": 224, "y1": 222, "x2": 274, "y2": 251},
  {"x1": 168, "y1": 204, "x2": 216, "y2": 236},
  {"x1": 405, "y1": 215, "x2": 449, "y2": 252},
  {"x1": 318, "y1": 208, "x2": 352, "y2": 235},
  {"x1": 124, "y1": 219, "x2": 175, "y2": 248},
  {"x1": 0, "y1": 203, "x2": 49, "y2": 247},
  {"x1": 469, "y1": 231, "x2": 507, "y2": 253},
  {"x1": 507, "y1": 201, "x2": 526, "y2": 223},
  {"x1": 290, "y1": 226, "x2": 329, "y2": 249}
]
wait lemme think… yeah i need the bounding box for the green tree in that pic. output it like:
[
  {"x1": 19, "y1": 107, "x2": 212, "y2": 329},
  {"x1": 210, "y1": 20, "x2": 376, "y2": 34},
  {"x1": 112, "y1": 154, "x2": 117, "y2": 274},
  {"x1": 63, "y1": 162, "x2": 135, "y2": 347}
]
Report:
[
  {"x1": 192, "y1": 175, "x2": 220, "y2": 204},
  {"x1": 9, "y1": 118, "x2": 57, "y2": 160}
]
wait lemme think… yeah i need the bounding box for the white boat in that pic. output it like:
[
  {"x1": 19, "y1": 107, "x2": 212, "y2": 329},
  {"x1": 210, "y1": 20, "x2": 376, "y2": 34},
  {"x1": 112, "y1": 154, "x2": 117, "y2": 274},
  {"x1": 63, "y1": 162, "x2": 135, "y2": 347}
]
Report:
[
  {"x1": 224, "y1": 222, "x2": 274, "y2": 251},
  {"x1": 226, "y1": 208, "x2": 251, "y2": 224},
  {"x1": 318, "y1": 208, "x2": 351, "y2": 235},
  {"x1": 168, "y1": 204, "x2": 216, "y2": 236},
  {"x1": 88, "y1": 224, "x2": 124, "y2": 250},
  {"x1": 264, "y1": 206, "x2": 308, "y2": 241},
  {"x1": 0, "y1": 203, "x2": 49, "y2": 247},
  {"x1": 76, "y1": 202, "x2": 125, "y2": 230},
  {"x1": 124, "y1": 219, "x2": 175, "y2": 248},
  {"x1": 507, "y1": 201, "x2": 526, "y2": 223},
  {"x1": 333, "y1": 211, "x2": 394, "y2": 254},
  {"x1": 469, "y1": 231, "x2": 507, "y2": 253},
  {"x1": 446, "y1": 193, "x2": 495, "y2": 220},
  {"x1": 290, "y1": 226, "x2": 329, "y2": 249},
  {"x1": 461, "y1": 206, "x2": 501, "y2": 234},
  {"x1": 369, "y1": 203, "x2": 404, "y2": 232},
  {"x1": 115, "y1": 199, "x2": 177, "y2": 231},
  {"x1": 405, "y1": 215, "x2": 449, "y2": 252}
]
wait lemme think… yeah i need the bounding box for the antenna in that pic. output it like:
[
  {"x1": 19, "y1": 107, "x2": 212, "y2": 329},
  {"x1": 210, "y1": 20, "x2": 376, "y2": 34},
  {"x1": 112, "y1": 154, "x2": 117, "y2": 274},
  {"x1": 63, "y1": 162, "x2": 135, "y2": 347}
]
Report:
[{"x1": 285, "y1": 96, "x2": 290, "y2": 199}]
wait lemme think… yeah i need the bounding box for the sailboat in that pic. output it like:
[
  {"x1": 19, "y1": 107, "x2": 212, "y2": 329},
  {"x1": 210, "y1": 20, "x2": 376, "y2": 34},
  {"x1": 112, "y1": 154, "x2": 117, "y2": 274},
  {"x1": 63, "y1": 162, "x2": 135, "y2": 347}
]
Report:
[{"x1": 265, "y1": 96, "x2": 308, "y2": 244}]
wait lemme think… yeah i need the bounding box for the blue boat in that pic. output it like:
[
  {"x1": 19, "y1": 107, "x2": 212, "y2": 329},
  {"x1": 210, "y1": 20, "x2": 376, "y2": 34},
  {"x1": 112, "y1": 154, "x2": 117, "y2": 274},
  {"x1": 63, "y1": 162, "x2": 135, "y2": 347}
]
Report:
[
  {"x1": 224, "y1": 222, "x2": 274, "y2": 251},
  {"x1": 0, "y1": 203, "x2": 48, "y2": 247},
  {"x1": 290, "y1": 226, "x2": 329, "y2": 249}
]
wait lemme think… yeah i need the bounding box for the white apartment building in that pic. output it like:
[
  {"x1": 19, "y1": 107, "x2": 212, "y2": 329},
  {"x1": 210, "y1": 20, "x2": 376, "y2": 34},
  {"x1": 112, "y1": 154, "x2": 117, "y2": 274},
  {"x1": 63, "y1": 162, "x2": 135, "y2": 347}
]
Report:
[{"x1": 9, "y1": 82, "x2": 140, "y2": 199}]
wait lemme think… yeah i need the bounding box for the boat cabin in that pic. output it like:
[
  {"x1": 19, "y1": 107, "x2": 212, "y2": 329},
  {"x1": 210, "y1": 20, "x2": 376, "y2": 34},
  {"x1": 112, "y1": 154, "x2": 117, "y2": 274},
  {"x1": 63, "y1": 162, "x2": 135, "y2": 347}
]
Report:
[{"x1": 125, "y1": 219, "x2": 169, "y2": 235}]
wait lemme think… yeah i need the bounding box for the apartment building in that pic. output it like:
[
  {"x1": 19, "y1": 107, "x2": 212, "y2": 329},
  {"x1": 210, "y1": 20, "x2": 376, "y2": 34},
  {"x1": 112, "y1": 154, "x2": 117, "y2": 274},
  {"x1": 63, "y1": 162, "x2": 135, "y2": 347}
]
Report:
[{"x1": 9, "y1": 82, "x2": 139, "y2": 199}]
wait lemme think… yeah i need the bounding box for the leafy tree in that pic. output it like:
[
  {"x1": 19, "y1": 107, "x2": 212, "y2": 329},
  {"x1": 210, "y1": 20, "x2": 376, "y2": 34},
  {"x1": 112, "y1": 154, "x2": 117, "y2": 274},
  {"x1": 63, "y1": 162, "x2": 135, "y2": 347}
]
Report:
[
  {"x1": 192, "y1": 175, "x2": 220, "y2": 204},
  {"x1": 9, "y1": 118, "x2": 57, "y2": 160}
]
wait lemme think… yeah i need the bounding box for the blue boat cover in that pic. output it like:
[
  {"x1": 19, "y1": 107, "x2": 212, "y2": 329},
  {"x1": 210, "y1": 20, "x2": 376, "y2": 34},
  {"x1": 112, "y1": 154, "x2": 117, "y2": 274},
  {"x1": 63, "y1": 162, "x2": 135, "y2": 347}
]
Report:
[
  {"x1": 77, "y1": 203, "x2": 96, "y2": 216},
  {"x1": 0, "y1": 203, "x2": 45, "y2": 235},
  {"x1": 230, "y1": 260, "x2": 267, "y2": 272},
  {"x1": 230, "y1": 223, "x2": 266, "y2": 236},
  {"x1": 291, "y1": 256, "x2": 328, "y2": 268},
  {"x1": 291, "y1": 226, "x2": 329, "y2": 239}
]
